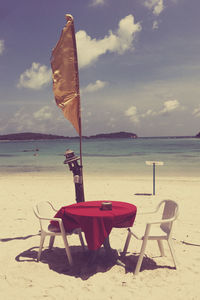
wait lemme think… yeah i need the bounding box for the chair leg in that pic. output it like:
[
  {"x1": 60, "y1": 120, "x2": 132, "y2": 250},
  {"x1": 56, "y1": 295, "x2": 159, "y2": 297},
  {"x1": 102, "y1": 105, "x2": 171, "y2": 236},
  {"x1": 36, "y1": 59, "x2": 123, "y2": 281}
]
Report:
[
  {"x1": 157, "y1": 240, "x2": 165, "y2": 257},
  {"x1": 61, "y1": 233, "x2": 73, "y2": 266},
  {"x1": 134, "y1": 237, "x2": 148, "y2": 275},
  {"x1": 59, "y1": 221, "x2": 73, "y2": 266},
  {"x1": 134, "y1": 224, "x2": 151, "y2": 275},
  {"x1": 78, "y1": 231, "x2": 85, "y2": 251},
  {"x1": 37, "y1": 233, "x2": 45, "y2": 261},
  {"x1": 122, "y1": 229, "x2": 132, "y2": 256},
  {"x1": 49, "y1": 236, "x2": 55, "y2": 250},
  {"x1": 168, "y1": 239, "x2": 177, "y2": 269}
]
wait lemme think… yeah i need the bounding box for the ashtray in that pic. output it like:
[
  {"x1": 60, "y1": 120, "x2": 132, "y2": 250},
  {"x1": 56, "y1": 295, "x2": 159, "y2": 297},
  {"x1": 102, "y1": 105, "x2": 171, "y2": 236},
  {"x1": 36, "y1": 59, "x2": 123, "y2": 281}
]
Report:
[{"x1": 100, "y1": 201, "x2": 112, "y2": 211}]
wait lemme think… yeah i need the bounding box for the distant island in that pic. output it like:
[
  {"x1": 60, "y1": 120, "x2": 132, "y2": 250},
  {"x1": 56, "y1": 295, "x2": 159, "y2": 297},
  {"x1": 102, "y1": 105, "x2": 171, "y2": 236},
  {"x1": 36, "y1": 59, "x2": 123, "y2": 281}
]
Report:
[
  {"x1": 0, "y1": 131, "x2": 138, "y2": 141},
  {"x1": 85, "y1": 132, "x2": 138, "y2": 139},
  {"x1": 0, "y1": 132, "x2": 68, "y2": 141},
  {"x1": 0, "y1": 131, "x2": 199, "y2": 141}
]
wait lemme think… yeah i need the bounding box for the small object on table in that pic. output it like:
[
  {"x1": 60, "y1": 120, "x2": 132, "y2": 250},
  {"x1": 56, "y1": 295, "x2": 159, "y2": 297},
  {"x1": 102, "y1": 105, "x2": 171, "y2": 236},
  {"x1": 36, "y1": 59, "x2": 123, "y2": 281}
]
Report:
[{"x1": 101, "y1": 201, "x2": 112, "y2": 210}]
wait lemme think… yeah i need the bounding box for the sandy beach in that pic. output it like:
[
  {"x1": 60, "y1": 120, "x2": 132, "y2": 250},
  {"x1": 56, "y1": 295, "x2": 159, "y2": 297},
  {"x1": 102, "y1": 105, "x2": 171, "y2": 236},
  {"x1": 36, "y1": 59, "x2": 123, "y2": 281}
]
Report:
[{"x1": 0, "y1": 172, "x2": 200, "y2": 300}]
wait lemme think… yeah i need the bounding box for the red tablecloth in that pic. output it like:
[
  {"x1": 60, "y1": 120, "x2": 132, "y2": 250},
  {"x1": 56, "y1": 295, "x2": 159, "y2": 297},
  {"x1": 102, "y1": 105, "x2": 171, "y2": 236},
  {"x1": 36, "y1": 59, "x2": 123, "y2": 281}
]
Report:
[{"x1": 51, "y1": 201, "x2": 137, "y2": 250}]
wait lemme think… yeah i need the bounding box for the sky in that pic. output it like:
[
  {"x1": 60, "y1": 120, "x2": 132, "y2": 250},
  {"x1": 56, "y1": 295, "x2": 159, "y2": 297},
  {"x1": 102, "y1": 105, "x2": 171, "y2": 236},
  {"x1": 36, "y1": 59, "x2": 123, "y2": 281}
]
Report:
[{"x1": 0, "y1": 0, "x2": 200, "y2": 137}]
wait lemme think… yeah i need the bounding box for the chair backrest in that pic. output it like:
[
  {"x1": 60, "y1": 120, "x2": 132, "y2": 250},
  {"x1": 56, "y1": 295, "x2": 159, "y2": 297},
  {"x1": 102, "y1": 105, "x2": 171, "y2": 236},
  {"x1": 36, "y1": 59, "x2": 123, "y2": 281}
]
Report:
[
  {"x1": 33, "y1": 201, "x2": 55, "y2": 231},
  {"x1": 35, "y1": 201, "x2": 54, "y2": 218},
  {"x1": 158, "y1": 200, "x2": 179, "y2": 235}
]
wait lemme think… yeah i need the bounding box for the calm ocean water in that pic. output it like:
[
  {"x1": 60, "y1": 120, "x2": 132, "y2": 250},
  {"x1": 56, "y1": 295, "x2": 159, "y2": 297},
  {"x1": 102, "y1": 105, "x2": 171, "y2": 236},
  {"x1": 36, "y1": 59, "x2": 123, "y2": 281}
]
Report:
[{"x1": 0, "y1": 138, "x2": 199, "y2": 177}]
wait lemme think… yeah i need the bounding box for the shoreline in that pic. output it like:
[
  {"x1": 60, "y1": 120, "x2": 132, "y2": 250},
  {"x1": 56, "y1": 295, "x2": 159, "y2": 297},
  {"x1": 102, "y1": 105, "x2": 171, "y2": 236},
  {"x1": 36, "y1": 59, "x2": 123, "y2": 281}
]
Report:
[{"x1": 0, "y1": 170, "x2": 200, "y2": 180}]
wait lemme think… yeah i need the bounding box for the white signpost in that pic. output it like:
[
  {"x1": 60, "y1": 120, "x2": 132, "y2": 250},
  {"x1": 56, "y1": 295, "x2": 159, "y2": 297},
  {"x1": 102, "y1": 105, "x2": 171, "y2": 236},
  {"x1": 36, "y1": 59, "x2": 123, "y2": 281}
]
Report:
[{"x1": 145, "y1": 161, "x2": 164, "y2": 195}]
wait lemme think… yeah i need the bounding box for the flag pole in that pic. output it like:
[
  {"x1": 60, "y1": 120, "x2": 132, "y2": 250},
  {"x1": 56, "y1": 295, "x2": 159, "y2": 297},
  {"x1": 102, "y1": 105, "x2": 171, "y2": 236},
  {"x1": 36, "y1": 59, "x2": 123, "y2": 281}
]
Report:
[
  {"x1": 70, "y1": 13, "x2": 82, "y2": 166},
  {"x1": 78, "y1": 114, "x2": 85, "y2": 202},
  {"x1": 79, "y1": 115, "x2": 83, "y2": 168},
  {"x1": 71, "y1": 13, "x2": 85, "y2": 201},
  {"x1": 77, "y1": 82, "x2": 85, "y2": 203},
  {"x1": 69, "y1": 14, "x2": 85, "y2": 202}
]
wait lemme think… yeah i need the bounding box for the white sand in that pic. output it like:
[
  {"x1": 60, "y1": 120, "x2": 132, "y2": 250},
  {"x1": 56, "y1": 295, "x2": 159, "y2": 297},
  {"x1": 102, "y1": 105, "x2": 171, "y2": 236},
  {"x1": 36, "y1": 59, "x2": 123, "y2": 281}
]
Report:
[{"x1": 0, "y1": 172, "x2": 200, "y2": 300}]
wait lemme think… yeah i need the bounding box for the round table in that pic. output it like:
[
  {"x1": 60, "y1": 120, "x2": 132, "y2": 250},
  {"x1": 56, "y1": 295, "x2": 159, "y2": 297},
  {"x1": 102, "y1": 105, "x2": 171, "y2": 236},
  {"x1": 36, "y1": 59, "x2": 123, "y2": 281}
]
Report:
[{"x1": 52, "y1": 200, "x2": 137, "y2": 250}]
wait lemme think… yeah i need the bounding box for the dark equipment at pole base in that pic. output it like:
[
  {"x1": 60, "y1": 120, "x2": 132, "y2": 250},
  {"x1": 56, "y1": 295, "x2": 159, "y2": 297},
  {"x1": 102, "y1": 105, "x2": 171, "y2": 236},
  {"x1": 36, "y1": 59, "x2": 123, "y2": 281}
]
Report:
[{"x1": 64, "y1": 149, "x2": 85, "y2": 203}]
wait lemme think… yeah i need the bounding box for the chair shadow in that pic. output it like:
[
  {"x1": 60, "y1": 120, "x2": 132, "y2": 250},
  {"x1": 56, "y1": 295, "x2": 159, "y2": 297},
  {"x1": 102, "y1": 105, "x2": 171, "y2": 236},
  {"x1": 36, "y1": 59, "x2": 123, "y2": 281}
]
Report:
[
  {"x1": 0, "y1": 234, "x2": 39, "y2": 242},
  {"x1": 120, "y1": 252, "x2": 175, "y2": 273},
  {"x1": 15, "y1": 246, "x2": 119, "y2": 280}
]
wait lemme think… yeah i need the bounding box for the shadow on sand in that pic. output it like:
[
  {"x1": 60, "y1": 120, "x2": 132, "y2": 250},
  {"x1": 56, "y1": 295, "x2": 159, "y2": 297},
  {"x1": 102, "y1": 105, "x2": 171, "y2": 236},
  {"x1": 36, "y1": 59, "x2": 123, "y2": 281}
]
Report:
[
  {"x1": 0, "y1": 234, "x2": 39, "y2": 242},
  {"x1": 15, "y1": 246, "x2": 175, "y2": 280}
]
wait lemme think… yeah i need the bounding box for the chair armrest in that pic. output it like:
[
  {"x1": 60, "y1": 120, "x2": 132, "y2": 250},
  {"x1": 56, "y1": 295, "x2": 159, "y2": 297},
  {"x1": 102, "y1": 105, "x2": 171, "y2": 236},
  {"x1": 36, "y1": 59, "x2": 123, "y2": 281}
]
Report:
[
  {"x1": 146, "y1": 216, "x2": 176, "y2": 225},
  {"x1": 41, "y1": 216, "x2": 67, "y2": 234},
  {"x1": 40, "y1": 216, "x2": 62, "y2": 223}
]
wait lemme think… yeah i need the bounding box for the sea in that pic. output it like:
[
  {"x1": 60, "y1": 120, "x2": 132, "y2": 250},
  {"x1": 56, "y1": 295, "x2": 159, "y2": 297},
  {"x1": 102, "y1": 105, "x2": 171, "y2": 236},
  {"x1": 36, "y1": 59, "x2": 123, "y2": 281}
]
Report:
[{"x1": 0, "y1": 137, "x2": 199, "y2": 178}]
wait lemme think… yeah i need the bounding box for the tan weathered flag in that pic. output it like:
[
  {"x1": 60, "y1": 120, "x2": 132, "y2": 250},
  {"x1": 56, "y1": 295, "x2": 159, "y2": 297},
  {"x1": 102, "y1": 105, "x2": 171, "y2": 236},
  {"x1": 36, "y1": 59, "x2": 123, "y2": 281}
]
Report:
[{"x1": 51, "y1": 14, "x2": 80, "y2": 135}]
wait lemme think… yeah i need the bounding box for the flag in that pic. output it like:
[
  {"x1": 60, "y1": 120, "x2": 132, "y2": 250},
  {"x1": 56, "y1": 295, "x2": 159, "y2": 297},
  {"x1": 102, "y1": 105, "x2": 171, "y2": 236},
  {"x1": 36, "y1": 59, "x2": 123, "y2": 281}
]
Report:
[{"x1": 51, "y1": 14, "x2": 80, "y2": 135}]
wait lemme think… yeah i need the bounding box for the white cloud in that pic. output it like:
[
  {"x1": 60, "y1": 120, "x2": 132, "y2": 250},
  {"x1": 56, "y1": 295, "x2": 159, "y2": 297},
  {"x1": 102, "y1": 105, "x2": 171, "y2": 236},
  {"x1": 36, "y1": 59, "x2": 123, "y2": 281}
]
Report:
[
  {"x1": 76, "y1": 15, "x2": 141, "y2": 68},
  {"x1": 192, "y1": 106, "x2": 200, "y2": 117},
  {"x1": 82, "y1": 80, "x2": 108, "y2": 93},
  {"x1": 33, "y1": 106, "x2": 53, "y2": 120},
  {"x1": 0, "y1": 40, "x2": 5, "y2": 55},
  {"x1": 126, "y1": 99, "x2": 182, "y2": 124},
  {"x1": 160, "y1": 99, "x2": 180, "y2": 114},
  {"x1": 90, "y1": 0, "x2": 105, "y2": 6},
  {"x1": 125, "y1": 106, "x2": 140, "y2": 123},
  {"x1": 142, "y1": 99, "x2": 181, "y2": 117},
  {"x1": 144, "y1": 0, "x2": 164, "y2": 16},
  {"x1": 17, "y1": 62, "x2": 52, "y2": 90}
]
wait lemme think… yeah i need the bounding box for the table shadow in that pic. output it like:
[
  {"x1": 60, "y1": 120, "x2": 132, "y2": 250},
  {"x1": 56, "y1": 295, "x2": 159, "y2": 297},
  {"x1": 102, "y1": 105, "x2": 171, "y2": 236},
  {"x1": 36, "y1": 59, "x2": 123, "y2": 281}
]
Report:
[
  {"x1": 15, "y1": 246, "x2": 174, "y2": 280},
  {"x1": 15, "y1": 246, "x2": 119, "y2": 280}
]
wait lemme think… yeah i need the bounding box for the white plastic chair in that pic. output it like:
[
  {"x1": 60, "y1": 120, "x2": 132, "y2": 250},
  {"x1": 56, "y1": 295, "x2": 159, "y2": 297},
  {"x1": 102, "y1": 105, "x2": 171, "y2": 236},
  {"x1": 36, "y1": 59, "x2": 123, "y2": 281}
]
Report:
[
  {"x1": 33, "y1": 201, "x2": 85, "y2": 266},
  {"x1": 122, "y1": 200, "x2": 179, "y2": 275}
]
